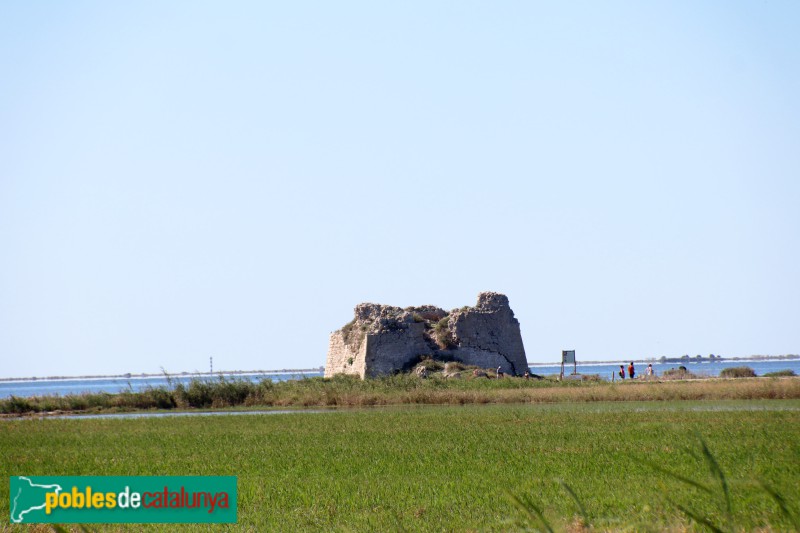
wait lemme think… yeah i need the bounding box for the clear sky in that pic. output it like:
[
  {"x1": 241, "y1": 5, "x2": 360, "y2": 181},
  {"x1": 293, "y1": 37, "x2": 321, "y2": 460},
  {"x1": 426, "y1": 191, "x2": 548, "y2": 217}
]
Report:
[{"x1": 1, "y1": 2, "x2": 798, "y2": 378}]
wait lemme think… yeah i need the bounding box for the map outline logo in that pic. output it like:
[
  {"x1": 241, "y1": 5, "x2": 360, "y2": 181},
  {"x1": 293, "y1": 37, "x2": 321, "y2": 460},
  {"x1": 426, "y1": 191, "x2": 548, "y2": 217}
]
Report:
[{"x1": 10, "y1": 476, "x2": 63, "y2": 523}]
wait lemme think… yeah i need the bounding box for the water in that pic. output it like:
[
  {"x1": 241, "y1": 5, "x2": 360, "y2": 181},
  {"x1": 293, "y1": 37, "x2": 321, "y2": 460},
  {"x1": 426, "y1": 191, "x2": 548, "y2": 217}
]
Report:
[
  {"x1": 528, "y1": 359, "x2": 800, "y2": 380},
  {"x1": 1, "y1": 360, "x2": 798, "y2": 399},
  {"x1": 0, "y1": 371, "x2": 323, "y2": 399}
]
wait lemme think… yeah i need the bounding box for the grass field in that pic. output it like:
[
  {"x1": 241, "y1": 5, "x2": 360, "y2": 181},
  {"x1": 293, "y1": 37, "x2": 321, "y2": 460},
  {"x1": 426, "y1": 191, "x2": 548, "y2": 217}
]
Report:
[{"x1": 2, "y1": 400, "x2": 799, "y2": 531}]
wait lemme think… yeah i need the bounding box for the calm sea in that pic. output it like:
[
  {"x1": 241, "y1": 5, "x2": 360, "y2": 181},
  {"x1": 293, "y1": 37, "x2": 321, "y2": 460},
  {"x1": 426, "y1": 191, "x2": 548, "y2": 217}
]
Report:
[
  {"x1": 0, "y1": 372, "x2": 321, "y2": 399},
  {"x1": 1, "y1": 360, "x2": 798, "y2": 399}
]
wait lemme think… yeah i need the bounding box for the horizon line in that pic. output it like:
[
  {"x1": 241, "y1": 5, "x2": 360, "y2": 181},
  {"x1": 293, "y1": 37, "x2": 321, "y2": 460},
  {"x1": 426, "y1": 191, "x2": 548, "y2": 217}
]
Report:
[{"x1": 3, "y1": 355, "x2": 798, "y2": 382}]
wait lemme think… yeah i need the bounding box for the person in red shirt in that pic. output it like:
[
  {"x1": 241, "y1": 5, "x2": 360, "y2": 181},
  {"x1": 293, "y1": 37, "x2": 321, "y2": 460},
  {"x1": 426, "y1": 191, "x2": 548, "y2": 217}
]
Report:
[{"x1": 628, "y1": 362, "x2": 635, "y2": 379}]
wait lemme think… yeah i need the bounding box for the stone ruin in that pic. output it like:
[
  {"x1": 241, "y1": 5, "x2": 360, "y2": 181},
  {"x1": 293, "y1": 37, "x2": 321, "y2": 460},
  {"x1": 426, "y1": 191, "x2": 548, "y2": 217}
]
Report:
[{"x1": 325, "y1": 292, "x2": 528, "y2": 378}]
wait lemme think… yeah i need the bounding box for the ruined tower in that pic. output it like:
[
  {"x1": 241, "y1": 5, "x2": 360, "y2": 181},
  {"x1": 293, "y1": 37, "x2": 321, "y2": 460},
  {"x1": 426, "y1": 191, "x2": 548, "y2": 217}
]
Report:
[{"x1": 325, "y1": 292, "x2": 528, "y2": 378}]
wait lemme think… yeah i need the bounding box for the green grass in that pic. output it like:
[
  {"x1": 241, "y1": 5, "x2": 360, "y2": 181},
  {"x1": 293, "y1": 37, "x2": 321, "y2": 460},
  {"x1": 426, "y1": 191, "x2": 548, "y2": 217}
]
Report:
[{"x1": 2, "y1": 400, "x2": 799, "y2": 531}]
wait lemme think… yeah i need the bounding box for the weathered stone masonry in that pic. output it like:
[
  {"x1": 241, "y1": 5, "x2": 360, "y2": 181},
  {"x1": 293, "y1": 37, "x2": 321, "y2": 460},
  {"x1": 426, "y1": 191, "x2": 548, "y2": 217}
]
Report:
[{"x1": 325, "y1": 292, "x2": 527, "y2": 378}]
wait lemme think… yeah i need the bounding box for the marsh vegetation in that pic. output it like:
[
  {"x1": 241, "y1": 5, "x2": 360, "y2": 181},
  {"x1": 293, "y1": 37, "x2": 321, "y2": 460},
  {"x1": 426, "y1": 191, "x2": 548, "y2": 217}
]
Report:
[{"x1": 2, "y1": 372, "x2": 799, "y2": 415}]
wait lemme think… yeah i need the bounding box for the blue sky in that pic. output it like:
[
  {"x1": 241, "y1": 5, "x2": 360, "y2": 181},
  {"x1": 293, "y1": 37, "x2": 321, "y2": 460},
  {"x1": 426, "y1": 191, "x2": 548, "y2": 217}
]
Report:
[{"x1": 1, "y1": 2, "x2": 798, "y2": 378}]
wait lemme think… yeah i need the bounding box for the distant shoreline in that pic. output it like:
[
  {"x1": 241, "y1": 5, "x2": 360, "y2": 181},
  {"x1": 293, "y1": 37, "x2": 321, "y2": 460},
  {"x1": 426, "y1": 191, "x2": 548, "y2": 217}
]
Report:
[
  {"x1": 530, "y1": 354, "x2": 799, "y2": 366},
  {"x1": 0, "y1": 368, "x2": 324, "y2": 383},
  {"x1": 2, "y1": 354, "x2": 797, "y2": 382},
  {"x1": 528, "y1": 354, "x2": 800, "y2": 366}
]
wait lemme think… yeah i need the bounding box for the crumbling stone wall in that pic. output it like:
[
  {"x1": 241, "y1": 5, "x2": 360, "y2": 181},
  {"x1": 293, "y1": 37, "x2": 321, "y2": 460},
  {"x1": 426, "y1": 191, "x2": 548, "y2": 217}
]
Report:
[{"x1": 324, "y1": 292, "x2": 528, "y2": 378}]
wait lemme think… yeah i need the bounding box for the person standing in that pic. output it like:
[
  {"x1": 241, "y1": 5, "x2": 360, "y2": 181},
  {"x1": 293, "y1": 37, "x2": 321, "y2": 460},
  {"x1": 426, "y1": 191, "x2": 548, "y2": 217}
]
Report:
[
  {"x1": 646, "y1": 364, "x2": 654, "y2": 377},
  {"x1": 619, "y1": 365, "x2": 625, "y2": 380},
  {"x1": 628, "y1": 362, "x2": 635, "y2": 379}
]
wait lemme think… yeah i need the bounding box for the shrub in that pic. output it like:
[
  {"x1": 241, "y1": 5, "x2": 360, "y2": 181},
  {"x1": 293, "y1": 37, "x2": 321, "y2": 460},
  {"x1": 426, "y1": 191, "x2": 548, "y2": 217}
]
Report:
[
  {"x1": 720, "y1": 366, "x2": 757, "y2": 378},
  {"x1": 339, "y1": 318, "x2": 368, "y2": 350},
  {"x1": 433, "y1": 318, "x2": 456, "y2": 349},
  {"x1": 340, "y1": 318, "x2": 356, "y2": 336},
  {"x1": 763, "y1": 369, "x2": 796, "y2": 377},
  {"x1": 662, "y1": 368, "x2": 699, "y2": 380},
  {"x1": 417, "y1": 358, "x2": 445, "y2": 371}
]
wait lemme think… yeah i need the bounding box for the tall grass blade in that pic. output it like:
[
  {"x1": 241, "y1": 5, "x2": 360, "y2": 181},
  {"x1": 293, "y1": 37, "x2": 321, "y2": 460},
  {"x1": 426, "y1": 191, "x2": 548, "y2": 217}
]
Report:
[
  {"x1": 673, "y1": 502, "x2": 725, "y2": 533},
  {"x1": 506, "y1": 490, "x2": 555, "y2": 533},
  {"x1": 556, "y1": 479, "x2": 590, "y2": 525},
  {"x1": 161, "y1": 366, "x2": 173, "y2": 388},
  {"x1": 695, "y1": 432, "x2": 732, "y2": 530},
  {"x1": 642, "y1": 460, "x2": 712, "y2": 494},
  {"x1": 758, "y1": 480, "x2": 800, "y2": 530},
  {"x1": 648, "y1": 435, "x2": 741, "y2": 532}
]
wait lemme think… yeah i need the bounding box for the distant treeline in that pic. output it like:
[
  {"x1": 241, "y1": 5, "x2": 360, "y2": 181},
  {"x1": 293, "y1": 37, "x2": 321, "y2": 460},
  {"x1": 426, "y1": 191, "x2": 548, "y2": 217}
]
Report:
[{"x1": 659, "y1": 354, "x2": 799, "y2": 364}]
